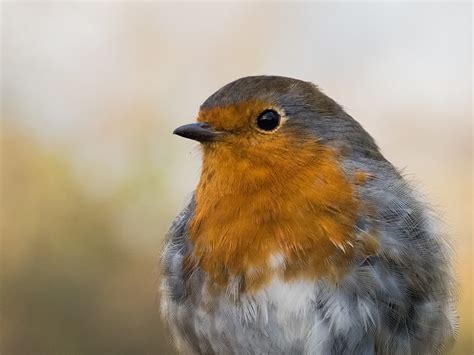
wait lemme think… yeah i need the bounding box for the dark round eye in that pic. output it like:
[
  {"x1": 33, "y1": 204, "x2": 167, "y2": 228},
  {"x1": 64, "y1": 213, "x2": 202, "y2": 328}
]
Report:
[{"x1": 256, "y1": 109, "x2": 281, "y2": 131}]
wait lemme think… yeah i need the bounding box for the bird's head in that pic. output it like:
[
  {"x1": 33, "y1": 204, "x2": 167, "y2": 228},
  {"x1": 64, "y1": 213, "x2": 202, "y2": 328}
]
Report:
[
  {"x1": 174, "y1": 76, "x2": 381, "y2": 292},
  {"x1": 174, "y1": 76, "x2": 380, "y2": 169}
]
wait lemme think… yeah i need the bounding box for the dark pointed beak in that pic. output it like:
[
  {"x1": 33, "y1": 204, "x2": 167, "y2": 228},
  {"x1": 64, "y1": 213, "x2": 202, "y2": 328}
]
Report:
[{"x1": 173, "y1": 122, "x2": 223, "y2": 142}]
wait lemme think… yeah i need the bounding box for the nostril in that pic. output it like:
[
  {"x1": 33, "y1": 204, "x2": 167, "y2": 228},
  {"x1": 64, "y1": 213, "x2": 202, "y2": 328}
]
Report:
[{"x1": 198, "y1": 122, "x2": 212, "y2": 129}]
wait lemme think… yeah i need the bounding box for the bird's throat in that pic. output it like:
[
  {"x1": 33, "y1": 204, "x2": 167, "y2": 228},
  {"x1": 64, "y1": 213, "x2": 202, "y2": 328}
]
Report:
[{"x1": 188, "y1": 139, "x2": 359, "y2": 292}]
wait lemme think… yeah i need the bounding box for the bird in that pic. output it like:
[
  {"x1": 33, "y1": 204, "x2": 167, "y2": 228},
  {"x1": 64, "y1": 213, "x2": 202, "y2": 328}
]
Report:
[{"x1": 160, "y1": 76, "x2": 457, "y2": 354}]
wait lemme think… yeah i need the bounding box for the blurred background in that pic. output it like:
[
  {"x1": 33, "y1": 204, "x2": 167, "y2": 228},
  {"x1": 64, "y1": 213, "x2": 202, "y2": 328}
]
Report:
[{"x1": 1, "y1": 2, "x2": 472, "y2": 354}]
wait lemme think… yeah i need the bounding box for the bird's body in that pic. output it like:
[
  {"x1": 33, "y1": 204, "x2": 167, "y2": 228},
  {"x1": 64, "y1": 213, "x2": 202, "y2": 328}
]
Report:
[{"x1": 161, "y1": 76, "x2": 457, "y2": 354}]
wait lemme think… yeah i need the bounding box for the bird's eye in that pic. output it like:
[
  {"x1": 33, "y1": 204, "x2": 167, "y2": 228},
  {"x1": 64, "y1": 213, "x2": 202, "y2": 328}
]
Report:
[{"x1": 256, "y1": 110, "x2": 281, "y2": 132}]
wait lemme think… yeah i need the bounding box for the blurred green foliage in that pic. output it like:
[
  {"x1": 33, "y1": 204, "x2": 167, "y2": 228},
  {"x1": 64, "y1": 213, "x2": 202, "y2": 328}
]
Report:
[{"x1": 0, "y1": 124, "x2": 175, "y2": 354}]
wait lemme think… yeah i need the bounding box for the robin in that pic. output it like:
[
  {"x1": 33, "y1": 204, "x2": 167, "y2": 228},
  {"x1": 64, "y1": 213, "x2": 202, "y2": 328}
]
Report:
[{"x1": 161, "y1": 76, "x2": 457, "y2": 354}]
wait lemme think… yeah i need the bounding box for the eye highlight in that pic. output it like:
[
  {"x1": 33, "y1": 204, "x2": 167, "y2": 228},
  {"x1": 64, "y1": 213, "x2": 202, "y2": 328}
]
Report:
[{"x1": 256, "y1": 109, "x2": 281, "y2": 132}]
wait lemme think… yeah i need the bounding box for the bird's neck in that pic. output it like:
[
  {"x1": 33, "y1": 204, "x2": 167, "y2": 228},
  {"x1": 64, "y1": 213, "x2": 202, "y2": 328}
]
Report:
[{"x1": 188, "y1": 141, "x2": 360, "y2": 293}]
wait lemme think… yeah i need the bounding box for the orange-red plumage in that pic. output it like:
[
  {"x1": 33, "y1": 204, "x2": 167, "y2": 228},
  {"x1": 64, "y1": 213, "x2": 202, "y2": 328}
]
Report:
[{"x1": 187, "y1": 102, "x2": 370, "y2": 292}]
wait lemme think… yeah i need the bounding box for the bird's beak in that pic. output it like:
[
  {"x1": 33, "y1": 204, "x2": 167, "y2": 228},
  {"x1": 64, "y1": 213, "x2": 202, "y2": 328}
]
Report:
[{"x1": 173, "y1": 122, "x2": 224, "y2": 143}]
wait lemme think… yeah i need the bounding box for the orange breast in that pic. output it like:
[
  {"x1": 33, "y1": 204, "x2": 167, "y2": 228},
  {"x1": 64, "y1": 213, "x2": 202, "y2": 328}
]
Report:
[{"x1": 188, "y1": 130, "x2": 363, "y2": 293}]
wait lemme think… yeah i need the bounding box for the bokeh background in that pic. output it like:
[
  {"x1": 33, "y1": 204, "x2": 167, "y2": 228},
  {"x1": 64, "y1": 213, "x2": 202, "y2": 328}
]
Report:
[{"x1": 1, "y1": 2, "x2": 472, "y2": 354}]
